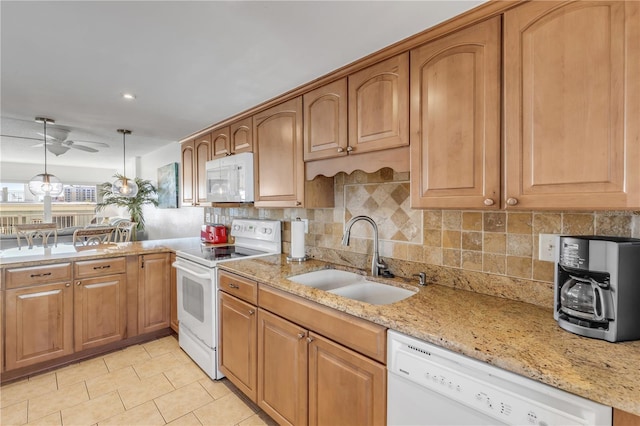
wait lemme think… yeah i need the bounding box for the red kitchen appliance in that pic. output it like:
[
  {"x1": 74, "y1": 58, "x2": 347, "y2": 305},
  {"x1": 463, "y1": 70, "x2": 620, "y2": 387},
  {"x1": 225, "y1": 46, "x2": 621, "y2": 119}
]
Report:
[{"x1": 201, "y1": 224, "x2": 227, "y2": 244}]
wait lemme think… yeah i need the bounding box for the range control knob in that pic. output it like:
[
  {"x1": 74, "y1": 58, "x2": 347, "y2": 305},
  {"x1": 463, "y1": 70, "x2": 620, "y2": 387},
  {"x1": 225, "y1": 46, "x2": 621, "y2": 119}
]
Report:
[{"x1": 262, "y1": 227, "x2": 272, "y2": 234}]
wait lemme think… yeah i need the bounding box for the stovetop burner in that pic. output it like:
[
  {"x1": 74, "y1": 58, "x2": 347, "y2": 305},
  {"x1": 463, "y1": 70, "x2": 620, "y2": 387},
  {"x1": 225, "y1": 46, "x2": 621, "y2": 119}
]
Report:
[
  {"x1": 197, "y1": 244, "x2": 265, "y2": 261},
  {"x1": 175, "y1": 219, "x2": 282, "y2": 268}
]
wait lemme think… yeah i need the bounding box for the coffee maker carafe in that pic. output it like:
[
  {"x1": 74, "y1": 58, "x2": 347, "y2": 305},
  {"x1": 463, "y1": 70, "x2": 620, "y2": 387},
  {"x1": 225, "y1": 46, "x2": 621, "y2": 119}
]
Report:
[{"x1": 554, "y1": 236, "x2": 640, "y2": 342}]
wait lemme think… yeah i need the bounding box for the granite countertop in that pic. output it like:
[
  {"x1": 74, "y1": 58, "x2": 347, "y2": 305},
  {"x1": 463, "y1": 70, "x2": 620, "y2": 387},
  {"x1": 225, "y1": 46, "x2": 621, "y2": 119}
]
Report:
[
  {"x1": 0, "y1": 237, "x2": 203, "y2": 268},
  {"x1": 218, "y1": 254, "x2": 640, "y2": 417}
]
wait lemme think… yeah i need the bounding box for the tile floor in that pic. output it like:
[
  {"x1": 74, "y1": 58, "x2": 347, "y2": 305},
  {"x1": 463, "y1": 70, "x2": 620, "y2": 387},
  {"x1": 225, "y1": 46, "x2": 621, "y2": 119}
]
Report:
[{"x1": 0, "y1": 336, "x2": 277, "y2": 426}]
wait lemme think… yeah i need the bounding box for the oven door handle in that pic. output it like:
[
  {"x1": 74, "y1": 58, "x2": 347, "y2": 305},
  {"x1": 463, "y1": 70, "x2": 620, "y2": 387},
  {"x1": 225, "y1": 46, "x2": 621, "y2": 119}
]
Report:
[{"x1": 172, "y1": 261, "x2": 212, "y2": 279}]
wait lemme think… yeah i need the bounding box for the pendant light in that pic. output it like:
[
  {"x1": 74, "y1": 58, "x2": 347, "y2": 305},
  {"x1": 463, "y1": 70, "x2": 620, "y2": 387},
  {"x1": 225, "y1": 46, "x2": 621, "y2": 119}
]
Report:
[
  {"x1": 112, "y1": 129, "x2": 138, "y2": 197},
  {"x1": 28, "y1": 117, "x2": 63, "y2": 197}
]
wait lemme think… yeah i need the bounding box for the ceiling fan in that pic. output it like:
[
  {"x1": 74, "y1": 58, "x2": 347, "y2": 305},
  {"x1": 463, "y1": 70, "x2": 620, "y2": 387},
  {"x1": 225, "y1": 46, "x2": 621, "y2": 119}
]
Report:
[
  {"x1": 31, "y1": 127, "x2": 109, "y2": 156},
  {"x1": 1, "y1": 118, "x2": 109, "y2": 156}
]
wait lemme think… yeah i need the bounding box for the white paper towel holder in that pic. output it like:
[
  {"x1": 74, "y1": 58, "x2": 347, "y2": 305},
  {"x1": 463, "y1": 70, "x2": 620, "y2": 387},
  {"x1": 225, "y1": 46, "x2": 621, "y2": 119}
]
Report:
[{"x1": 287, "y1": 217, "x2": 308, "y2": 262}]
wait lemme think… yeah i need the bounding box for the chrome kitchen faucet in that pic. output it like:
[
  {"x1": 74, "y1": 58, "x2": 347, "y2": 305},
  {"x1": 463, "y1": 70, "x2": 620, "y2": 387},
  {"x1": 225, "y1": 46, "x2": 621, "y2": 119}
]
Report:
[{"x1": 342, "y1": 215, "x2": 388, "y2": 277}]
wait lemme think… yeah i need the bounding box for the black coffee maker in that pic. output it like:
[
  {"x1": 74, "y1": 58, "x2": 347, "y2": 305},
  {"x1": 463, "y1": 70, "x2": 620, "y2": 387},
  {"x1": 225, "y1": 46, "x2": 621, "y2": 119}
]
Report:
[{"x1": 554, "y1": 235, "x2": 640, "y2": 342}]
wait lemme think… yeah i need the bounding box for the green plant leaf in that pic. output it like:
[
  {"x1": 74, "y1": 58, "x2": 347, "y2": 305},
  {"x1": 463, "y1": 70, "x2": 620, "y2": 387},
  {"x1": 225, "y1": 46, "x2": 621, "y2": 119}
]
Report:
[{"x1": 96, "y1": 174, "x2": 159, "y2": 233}]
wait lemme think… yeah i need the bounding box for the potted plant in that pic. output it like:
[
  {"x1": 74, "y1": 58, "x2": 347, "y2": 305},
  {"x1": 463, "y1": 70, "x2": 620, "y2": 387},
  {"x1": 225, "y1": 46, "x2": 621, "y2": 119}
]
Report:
[{"x1": 96, "y1": 174, "x2": 158, "y2": 239}]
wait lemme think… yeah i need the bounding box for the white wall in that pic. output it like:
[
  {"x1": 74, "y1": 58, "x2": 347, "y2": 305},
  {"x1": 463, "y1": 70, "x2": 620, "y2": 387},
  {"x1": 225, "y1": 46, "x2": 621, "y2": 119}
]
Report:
[{"x1": 138, "y1": 142, "x2": 203, "y2": 240}]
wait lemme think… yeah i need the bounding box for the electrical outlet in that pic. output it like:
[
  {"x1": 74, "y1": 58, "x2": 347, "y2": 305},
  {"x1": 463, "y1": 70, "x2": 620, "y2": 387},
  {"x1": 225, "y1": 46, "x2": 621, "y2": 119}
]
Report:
[{"x1": 539, "y1": 234, "x2": 558, "y2": 262}]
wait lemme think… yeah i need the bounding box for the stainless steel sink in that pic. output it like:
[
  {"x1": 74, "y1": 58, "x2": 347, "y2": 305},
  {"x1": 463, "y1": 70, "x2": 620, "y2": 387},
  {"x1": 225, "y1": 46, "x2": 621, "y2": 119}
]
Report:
[{"x1": 287, "y1": 269, "x2": 417, "y2": 305}]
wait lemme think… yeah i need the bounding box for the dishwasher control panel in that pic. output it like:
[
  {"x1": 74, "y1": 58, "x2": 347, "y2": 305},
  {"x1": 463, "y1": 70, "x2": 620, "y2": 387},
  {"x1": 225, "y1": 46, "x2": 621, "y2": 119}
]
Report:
[{"x1": 387, "y1": 331, "x2": 612, "y2": 426}]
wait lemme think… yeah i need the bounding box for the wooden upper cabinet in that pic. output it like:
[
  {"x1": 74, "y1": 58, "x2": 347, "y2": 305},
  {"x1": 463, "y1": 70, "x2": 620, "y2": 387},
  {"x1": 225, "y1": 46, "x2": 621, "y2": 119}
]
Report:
[
  {"x1": 253, "y1": 97, "x2": 305, "y2": 208},
  {"x1": 303, "y1": 78, "x2": 348, "y2": 161},
  {"x1": 410, "y1": 17, "x2": 501, "y2": 209},
  {"x1": 504, "y1": 1, "x2": 640, "y2": 209},
  {"x1": 348, "y1": 53, "x2": 409, "y2": 154},
  {"x1": 194, "y1": 134, "x2": 212, "y2": 205},
  {"x1": 211, "y1": 126, "x2": 231, "y2": 159},
  {"x1": 181, "y1": 132, "x2": 211, "y2": 207},
  {"x1": 180, "y1": 141, "x2": 195, "y2": 206},
  {"x1": 230, "y1": 117, "x2": 253, "y2": 154}
]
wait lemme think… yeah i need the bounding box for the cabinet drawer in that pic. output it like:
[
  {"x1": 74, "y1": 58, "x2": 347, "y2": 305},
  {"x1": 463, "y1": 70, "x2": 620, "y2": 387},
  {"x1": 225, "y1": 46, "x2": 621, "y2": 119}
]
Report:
[
  {"x1": 5, "y1": 263, "x2": 72, "y2": 289},
  {"x1": 219, "y1": 271, "x2": 257, "y2": 304},
  {"x1": 75, "y1": 257, "x2": 126, "y2": 278},
  {"x1": 259, "y1": 284, "x2": 386, "y2": 363}
]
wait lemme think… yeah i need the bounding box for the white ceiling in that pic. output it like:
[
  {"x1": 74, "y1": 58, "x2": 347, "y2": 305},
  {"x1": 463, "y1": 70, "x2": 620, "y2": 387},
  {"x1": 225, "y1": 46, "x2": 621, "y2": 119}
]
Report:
[{"x1": 0, "y1": 0, "x2": 484, "y2": 170}]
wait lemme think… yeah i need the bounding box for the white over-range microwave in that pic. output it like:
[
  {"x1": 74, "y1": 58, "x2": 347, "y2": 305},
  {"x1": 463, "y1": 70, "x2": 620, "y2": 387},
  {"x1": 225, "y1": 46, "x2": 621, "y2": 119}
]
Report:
[{"x1": 205, "y1": 152, "x2": 254, "y2": 203}]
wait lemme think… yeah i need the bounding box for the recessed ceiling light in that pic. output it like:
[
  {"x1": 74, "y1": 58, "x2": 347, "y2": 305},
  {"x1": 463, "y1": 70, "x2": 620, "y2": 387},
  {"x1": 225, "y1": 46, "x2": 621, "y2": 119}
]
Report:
[{"x1": 122, "y1": 93, "x2": 136, "y2": 100}]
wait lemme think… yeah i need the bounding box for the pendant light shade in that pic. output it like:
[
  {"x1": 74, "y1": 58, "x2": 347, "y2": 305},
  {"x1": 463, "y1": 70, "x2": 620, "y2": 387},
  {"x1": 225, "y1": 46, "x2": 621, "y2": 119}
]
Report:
[
  {"x1": 112, "y1": 129, "x2": 138, "y2": 197},
  {"x1": 29, "y1": 117, "x2": 63, "y2": 197}
]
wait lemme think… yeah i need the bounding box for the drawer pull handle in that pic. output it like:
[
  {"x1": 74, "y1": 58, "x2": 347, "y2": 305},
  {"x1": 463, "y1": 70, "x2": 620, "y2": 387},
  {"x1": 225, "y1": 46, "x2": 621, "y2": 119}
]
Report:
[
  {"x1": 248, "y1": 309, "x2": 255, "y2": 315},
  {"x1": 297, "y1": 332, "x2": 305, "y2": 339},
  {"x1": 76, "y1": 281, "x2": 82, "y2": 286},
  {"x1": 30, "y1": 272, "x2": 52, "y2": 278},
  {"x1": 306, "y1": 337, "x2": 314, "y2": 343},
  {"x1": 93, "y1": 265, "x2": 111, "y2": 270},
  {"x1": 228, "y1": 283, "x2": 240, "y2": 289}
]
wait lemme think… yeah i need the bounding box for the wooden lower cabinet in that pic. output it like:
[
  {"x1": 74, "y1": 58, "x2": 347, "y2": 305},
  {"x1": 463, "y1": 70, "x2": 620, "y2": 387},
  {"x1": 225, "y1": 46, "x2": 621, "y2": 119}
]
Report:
[
  {"x1": 258, "y1": 309, "x2": 308, "y2": 426},
  {"x1": 308, "y1": 333, "x2": 386, "y2": 426},
  {"x1": 138, "y1": 253, "x2": 171, "y2": 334},
  {"x1": 219, "y1": 291, "x2": 258, "y2": 401},
  {"x1": 170, "y1": 253, "x2": 179, "y2": 333},
  {"x1": 256, "y1": 308, "x2": 386, "y2": 426},
  {"x1": 5, "y1": 281, "x2": 74, "y2": 370},
  {"x1": 74, "y1": 274, "x2": 127, "y2": 352},
  {"x1": 614, "y1": 408, "x2": 640, "y2": 426}
]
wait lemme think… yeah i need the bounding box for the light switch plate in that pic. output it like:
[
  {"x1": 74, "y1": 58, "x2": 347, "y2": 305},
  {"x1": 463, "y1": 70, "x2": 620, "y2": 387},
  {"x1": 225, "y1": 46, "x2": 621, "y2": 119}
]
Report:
[{"x1": 539, "y1": 233, "x2": 558, "y2": 262}]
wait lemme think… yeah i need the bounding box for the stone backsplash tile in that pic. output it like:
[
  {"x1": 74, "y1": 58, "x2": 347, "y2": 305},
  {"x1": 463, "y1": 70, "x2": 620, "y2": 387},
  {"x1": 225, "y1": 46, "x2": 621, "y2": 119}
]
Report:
[{"x1": 207, "y1": 169, "x2": 639, "y2": 307}]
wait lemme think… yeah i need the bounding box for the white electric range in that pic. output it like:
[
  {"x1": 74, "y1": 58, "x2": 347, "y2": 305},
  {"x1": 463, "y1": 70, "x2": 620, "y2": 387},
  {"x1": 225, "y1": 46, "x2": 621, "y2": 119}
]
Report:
[{"x1": 172, "y1": 219, "x2": 281, "y2": 379}]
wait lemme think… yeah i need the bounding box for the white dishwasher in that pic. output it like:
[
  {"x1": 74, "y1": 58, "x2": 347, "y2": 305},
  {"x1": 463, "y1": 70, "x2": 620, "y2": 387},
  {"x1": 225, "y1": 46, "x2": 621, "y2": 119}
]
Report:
[{"x1": 387, "y1": 330, "x2": 612, "y2": 426}]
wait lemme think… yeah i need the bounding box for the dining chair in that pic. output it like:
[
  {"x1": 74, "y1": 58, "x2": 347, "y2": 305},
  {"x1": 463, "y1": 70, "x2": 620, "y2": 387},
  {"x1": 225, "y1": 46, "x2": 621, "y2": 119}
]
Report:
[
  {"x1": 113, "y1": 221, "x2": 136, "y2": 242},
  {"x1": 15, "y1": 223, "x2": 58, "y2": 248},
  {"x1": 72, "y1": 227, "x2": 115, "y2": 246}
]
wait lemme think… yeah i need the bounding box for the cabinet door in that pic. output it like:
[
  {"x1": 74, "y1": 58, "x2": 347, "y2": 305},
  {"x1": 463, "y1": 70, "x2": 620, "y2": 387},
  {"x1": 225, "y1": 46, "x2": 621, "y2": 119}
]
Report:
[
  {"x1": 410, "y1": 17, "x2": 501, "y2": 209},
  {"x1": 230, "y1": 117, "x2": 253, "y2": 154},
  {"x1": 253, "y1": 97, "x2": 304, "y2": 208},
  {"x1": 74, "y1": 274, "x2": 127, "y2": 352},
  {"x1": 170, "y1": 253, "x2": 179, "y2": 333},
  {"x1": 138, "y1": 254, "x2": 170, "y2": 334},
  {"x1": 504, "y1": 1, "x2": 640, "y2": 209},
  {"x1": 211, "y1": 126, "x2": 231, "y2": 159},
  {"x1": 194, "y1": 133, "x2": 212, "y2": 206},
  {"x1": 219, "y1": 291, "x2": 257, "y2": 402},
  {"x1": 257, "y1": 309, "x2": 308, "y2": 426},
  {"x1": 348, "y1": 53, "x2": 409, "y2": 154},
  {"x1": 180, "y1": 141, "x2": 195, "y2": 206},
  {"x1": 303, "y1": 78, "x2": 348, "y2": 161},
  {"x1": 308, "y1": 332, "x2": 386, "y2": 426},
  {"x1": 5, "y1": 282, "x2": 73, "y2": 370}
]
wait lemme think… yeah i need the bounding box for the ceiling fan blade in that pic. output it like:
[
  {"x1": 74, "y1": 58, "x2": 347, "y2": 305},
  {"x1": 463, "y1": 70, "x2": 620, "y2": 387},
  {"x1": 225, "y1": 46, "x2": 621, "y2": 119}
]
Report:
[
  {"x1": 69, "y1": 144, "x2": 99, "y2": 153},
  {"x1": 1, "y1": 134, "x2": 43, "y2": 142},
  {"x1": 68, "y1": 139, "x2": 110, "y2": 147}
]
